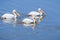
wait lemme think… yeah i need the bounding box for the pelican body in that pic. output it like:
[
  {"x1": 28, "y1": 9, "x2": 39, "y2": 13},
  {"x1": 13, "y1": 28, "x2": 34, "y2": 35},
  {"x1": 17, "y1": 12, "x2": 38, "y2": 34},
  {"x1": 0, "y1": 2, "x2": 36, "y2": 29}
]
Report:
[
  {"x1": 22, "y1": 17, "x2": 37, "y2": 24},
  {"x1": 1, "y1": 10, "x2": 20, "y2": 20},
  {"x1": 28, "y1": 8, "x2": 45, "y2": 18}
]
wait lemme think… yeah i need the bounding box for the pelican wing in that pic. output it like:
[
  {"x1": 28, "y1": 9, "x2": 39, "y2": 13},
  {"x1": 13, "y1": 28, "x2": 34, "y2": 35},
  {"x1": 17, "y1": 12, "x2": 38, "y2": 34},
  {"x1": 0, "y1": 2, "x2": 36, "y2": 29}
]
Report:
[
  {"x1": 28, "y1": 11, "x2": 40, "y2": 16},
  {"x1": 2, "y1": 14, "x2": 14, "y2": 19},
  {"x1": 22, "y1": 18, "x2": 33, "y2": 23}
]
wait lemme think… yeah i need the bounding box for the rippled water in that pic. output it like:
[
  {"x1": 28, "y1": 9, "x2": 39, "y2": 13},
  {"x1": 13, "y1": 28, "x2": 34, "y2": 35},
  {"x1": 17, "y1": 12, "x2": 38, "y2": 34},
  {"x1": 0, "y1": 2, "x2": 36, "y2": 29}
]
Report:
[{"x1": 0, "y1": 0, "x2": 60, "y2": 40}]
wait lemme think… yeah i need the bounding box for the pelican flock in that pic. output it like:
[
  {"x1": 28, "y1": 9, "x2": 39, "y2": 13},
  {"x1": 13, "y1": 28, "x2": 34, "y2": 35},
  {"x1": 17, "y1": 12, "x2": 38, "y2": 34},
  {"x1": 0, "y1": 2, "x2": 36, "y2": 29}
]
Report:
[{"x1": 1, "y1": 8, "x2": 45, "y2": 29}]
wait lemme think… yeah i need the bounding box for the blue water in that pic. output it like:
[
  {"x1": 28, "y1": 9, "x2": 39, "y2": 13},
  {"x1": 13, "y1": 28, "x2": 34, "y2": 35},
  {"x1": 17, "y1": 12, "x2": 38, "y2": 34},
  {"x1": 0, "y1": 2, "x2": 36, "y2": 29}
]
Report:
[{"x1": 0, "y1": 0, "x2": 60, "y2": 40}]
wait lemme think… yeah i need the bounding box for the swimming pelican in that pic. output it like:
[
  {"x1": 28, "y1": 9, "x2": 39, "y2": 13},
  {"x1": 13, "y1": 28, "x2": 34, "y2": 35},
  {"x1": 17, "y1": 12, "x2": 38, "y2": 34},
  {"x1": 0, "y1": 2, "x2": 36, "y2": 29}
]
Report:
[
  {"x1": 28, "y1": 8, "x2": 45, "y2": 18},
  {"x1": 1, "y1": 10, "x2": 20, "y2": 20},
  {"x1": 22, "y1": 16, "x2": 37, "y2": 24}
]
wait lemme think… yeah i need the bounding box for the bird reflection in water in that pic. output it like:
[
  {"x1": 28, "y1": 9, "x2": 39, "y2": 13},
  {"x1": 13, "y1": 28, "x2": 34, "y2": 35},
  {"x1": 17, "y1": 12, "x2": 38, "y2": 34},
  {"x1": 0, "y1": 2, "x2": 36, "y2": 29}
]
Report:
[
  {"x1": 2, "y1": 14, "x2": 45, "y2": 29},
  {"x1": 2, "y1": 18, "x2": 37, "y2": 29},
  {"x1": 2, "y1": 18, "x2": 21, "y2": 27},
  {"x1": 22, "y1": 22, "x2": 37, "y2": 30}
]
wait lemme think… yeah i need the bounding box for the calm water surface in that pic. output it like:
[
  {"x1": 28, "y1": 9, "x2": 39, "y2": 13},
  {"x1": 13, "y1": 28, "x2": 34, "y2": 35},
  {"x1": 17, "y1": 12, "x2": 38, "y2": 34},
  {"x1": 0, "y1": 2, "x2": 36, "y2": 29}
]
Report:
[{"x1": 0, "y1": 0, "x2": 60, "y2": 40}]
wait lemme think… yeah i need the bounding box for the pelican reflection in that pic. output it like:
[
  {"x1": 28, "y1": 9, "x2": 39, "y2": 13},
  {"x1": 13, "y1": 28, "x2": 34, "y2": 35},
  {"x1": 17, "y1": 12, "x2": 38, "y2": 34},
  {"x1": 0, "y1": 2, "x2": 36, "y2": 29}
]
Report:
[
  {"x1": 22, "y1": 23, "x2": 37, "y2": 30},
  {"x1": 2, "y1": 18, "x2": 21, "y2": 27}
]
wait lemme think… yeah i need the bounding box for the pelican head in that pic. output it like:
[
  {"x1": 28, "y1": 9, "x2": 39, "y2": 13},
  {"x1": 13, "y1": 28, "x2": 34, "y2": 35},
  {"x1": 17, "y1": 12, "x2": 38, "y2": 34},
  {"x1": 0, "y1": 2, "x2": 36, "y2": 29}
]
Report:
[
  {"x1": 38, "y1": 8, "x2": 41, "y2": 11},
  {"x1": 38, "y1": 8, "x2": 44, "y2": 15},
  {"x1": 13, "y1": 10, "x2": 20, "y2": 17}
]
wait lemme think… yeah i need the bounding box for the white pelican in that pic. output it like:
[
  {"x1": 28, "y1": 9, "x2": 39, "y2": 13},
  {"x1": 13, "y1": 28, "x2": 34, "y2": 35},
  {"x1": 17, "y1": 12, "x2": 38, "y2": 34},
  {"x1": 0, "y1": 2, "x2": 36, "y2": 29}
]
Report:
[
  {"x1": 1, "y1": 10, "x2": 20, "y2": 20},
  {"x1": 22, "y1": 16, "x2": 37, "y2": 24},
  {"x1": 28, "y1": 8, "x2": 45, "y2": 18}
]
